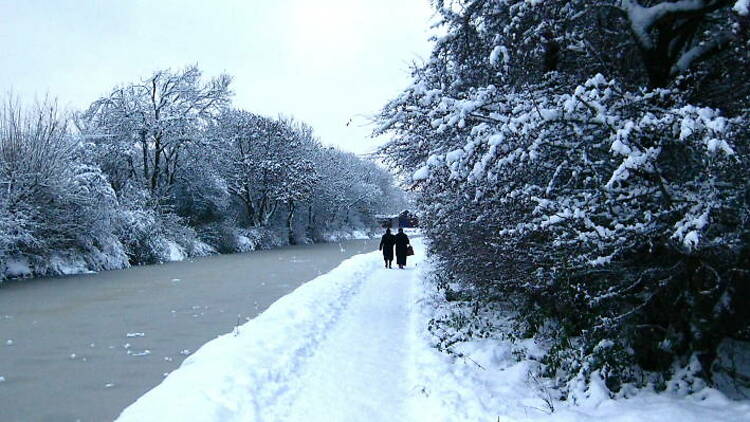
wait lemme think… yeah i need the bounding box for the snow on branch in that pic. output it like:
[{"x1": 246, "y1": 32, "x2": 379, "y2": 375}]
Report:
[
  {"x1": 620, "y1": 0, "x2": 719, "y2": 49},
  {"x1": 672, "y1": 32, "x2": 736, "y2": 74},
  {"x1": 735, "y1": 0, "x2": 750, "y2": 14}
]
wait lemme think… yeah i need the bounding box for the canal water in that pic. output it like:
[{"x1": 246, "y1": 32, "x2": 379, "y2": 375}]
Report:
[{"x1": 0, "y1": 238, "x2": 379, "y2": 422}]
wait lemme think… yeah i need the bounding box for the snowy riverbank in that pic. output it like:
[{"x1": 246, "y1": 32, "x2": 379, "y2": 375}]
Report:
[
  {"x1": 1, "y1": 228, "x2": 378, "y2": 282},
  {"x1": 116, "y1": 239, "x2": 750, "y2": 421}
]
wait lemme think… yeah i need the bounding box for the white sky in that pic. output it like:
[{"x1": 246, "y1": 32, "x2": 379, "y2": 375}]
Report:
[{"x1": 0, "y1": 0, "x2": 434, "y2": 154}]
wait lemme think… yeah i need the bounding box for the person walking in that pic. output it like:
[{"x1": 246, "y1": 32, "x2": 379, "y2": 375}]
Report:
[
  {"x1": 379, "y1": 228, "x2": 396, "y2": 268},
  {"x1": 394, "y1": 228, "x2": 410, "y2": 269}
]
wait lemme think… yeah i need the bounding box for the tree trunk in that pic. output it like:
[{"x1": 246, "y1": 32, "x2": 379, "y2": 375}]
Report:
[
  {"x1": 243, "y1": 187, "x2": 256, "y2": 225},
  {"x1": 639, "y1": 27, "x2": 674, "y2": 89},
  {"x1": 151, "y1": 137, "x2": 162, "y2": 193},
  {"x1": 307, "y1": 204, "x2": 314, "y2": 236},
  {"x1": 287, "y1": 201, "x2": 296, "y2": 245},
  {"x1": 140, "y1": 130, "x2": 149, "y2": 183},
  {"x1": 263, "y1": 201, "x2": 278, "y2": 226}
]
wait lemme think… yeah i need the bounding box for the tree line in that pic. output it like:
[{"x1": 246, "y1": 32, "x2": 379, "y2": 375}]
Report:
[
  {"x1": 0, "y1": 65, "x2": 404, "y2": 279},
  {"x1": 377, "y1": 0, "x2": 749, "y2": 399}
]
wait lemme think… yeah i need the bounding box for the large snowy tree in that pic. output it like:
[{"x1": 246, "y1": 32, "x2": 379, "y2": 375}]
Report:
[
  {"x1": 211, "y1": 110, "x2": 318, "y2": 230},
  {"x1": 378, "y1": 0, "x2": 750, "y2": 395},
  {"x1": 80, "y1": 65, "x2": 232, "y2": 198}
]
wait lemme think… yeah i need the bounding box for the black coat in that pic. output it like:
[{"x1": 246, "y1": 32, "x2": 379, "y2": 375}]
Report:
[
  {"x1": 379, "y1": 233, "x2": 395, "y2": 260},
  {"x1": 394, "y1": 232, "x2": 410, "y2": 265}
]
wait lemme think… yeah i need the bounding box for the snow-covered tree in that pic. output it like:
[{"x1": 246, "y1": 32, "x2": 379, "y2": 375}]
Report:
[
  {"x1": 307, "y1": 147, "x2": 401, "y2": 235},
  {"x1": 378, "y1": 0, "x2": 750, "y2": 395},
  {"x1": 212, "y1": 110, "x2": 318, "y2": 231},
  {"x1": 80, "y1": 65, "x2": 232, "y2": 198}
]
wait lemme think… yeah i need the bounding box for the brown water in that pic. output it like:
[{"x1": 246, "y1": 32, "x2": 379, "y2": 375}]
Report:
[{"x1": 0, "y1": 238, "x2": 378, "y2": 422}]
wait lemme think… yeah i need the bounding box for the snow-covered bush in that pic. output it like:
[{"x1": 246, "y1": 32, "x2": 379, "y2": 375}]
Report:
[
  {"x1": 202, "y1": 223, "x2": 287, "y2": 254},
  {"x1": 377, "y1": 0, "x2": 750, "y2": 397},
  {"x1": 0, "y1": 99, "x2": 128, "y2": 279},
  {"x1": 111, "y1": 188, "x2": 216, "y2": 265}
]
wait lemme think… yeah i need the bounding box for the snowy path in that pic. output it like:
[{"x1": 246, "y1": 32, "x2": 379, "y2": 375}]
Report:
[
  {"x1": 117, "y1": 239, "x2": 424, "y2": 422},
  {"x1": 116, "y1": 237, "x2": 750, "y2": 422},
  {"x1": 283, "y1": 254, "x2": 418, "y2": 421}
]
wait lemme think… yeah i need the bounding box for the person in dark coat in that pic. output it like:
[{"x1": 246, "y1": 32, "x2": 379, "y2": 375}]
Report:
[
  {"x1": 379, "y1": 228, "x2": 396, "y2": 268},
  {"x1": 394, "y1": 228, "x2": 410, "y2": 269}
]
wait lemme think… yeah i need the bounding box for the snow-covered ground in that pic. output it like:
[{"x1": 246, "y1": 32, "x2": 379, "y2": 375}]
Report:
[
  {"x1": 320, "y1": 229, "x2": 373, "y2": 242},
  {"x1": 117, "y1": 238, "x2": 750, "y2": 421}
]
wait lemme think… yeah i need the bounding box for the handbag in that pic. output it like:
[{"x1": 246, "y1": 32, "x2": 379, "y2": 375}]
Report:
[{"x1": 406, "y1": 245, "x2": 415, "y2": 256}]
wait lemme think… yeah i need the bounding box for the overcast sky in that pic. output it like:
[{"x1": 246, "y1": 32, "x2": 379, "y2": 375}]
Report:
[{"x1": 0, "y1": 0, "x2": 434, "y2": 154}]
